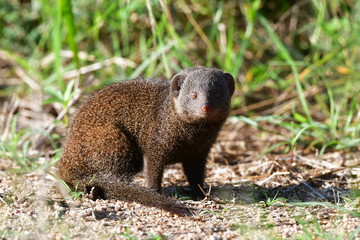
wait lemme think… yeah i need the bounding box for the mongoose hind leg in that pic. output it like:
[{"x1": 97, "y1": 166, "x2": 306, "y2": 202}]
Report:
[{"x1": 59, "y1": 124, "x2": 143, "y2": 189}]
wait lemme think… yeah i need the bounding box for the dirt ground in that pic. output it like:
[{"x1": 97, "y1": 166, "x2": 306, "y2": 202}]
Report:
[{"x1": 1, "y1": 108, "x2": 360, "y2": 239}]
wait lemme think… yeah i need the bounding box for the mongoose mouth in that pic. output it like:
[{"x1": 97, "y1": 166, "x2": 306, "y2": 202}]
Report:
[
  {"x1": 199, "y1": 112, "x2": 226, "y2": 118},
  {"x1": 198, "y1": 104, "x2": 229, "y2": 118},
  {"x1": 177, "y1": 110, "x2": 227, "y2": 123},
  {"x1": 194, "y1": 108, "x2": 229, "y2": 121}
]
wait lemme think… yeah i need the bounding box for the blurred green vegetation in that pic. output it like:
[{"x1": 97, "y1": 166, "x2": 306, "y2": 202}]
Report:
[{"x1": 0, "y1": 0, "x2": 359, "y2": 153}]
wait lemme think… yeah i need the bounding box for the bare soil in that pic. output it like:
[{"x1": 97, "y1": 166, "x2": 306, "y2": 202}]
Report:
[{"x1": 1, "y1": 100, "x2": 360, "y2": 239}]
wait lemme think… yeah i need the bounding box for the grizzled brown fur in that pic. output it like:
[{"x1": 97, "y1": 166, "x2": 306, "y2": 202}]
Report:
[{"x1": 58, "y1": 67, "x2": 235, "y2": 214}]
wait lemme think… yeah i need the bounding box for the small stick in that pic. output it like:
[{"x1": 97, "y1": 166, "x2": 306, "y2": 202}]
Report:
[
  {"x1": 1, "y1": 97, "x2": 20, "y2": 142},
  {"x1": 198, "y1": 184, "x2": 212, "y2": 200},
  {"x1": 0, "y1": 197, "x2": 6, "y2": 205},
  {"x1": 302, "y1": 182, "x2": 327, "y2": 200}
]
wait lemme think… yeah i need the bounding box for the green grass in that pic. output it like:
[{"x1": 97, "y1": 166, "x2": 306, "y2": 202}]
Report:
[
  {"x1": 294, "y1": 217, "x2": 359, "y2": 240},
  {"x1": 0, "y1": 114, "x2": 59, "y2": 172},
  {"x1": 1, "y1": 0, "x2": 359, "y2": 154}
]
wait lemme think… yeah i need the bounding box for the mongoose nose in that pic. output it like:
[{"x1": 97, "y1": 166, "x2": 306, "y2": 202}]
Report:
[{"x1": 202, "y1": 105, "x2": 211, "y2": 113}]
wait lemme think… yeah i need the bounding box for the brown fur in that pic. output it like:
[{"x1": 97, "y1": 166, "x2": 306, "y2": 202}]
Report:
[{"x1": 57, "y1": 67, "x2": 234, "y2": 214}]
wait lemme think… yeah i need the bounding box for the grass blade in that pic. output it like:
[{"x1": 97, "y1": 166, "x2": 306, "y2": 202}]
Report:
[
  {"x1": 63, "y1": 0, "x2": 80, "y2": 70},
  {"x1": 52, "y1": 0, "x2": 65, "y2": 91},
  {"x1": 292, "y1": 202, "x2": 360, "y2": 218},
  {"x1": 259, "y1": 15, "x2": 313, "y2": 123}
]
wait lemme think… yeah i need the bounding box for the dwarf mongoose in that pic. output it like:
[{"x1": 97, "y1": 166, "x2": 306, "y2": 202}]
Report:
[{"x1": 58, "y1": 67, "x2": 235, "y2": 214}]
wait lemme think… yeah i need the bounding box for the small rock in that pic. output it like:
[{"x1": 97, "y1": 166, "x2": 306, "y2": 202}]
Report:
[{"x1": 210, "y1": 234, "x2": 221, "y2": 240}]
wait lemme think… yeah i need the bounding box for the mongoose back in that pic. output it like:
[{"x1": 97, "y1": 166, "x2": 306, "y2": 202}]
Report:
[{"x1": 58, "y1": 67, "x2": 235, "y2": 214}]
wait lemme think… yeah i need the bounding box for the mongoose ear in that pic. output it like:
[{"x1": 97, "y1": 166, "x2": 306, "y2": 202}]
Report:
[
  {"x1": 223, "y1": 73, "x2": 235, "y2": 96},
  {"x1": 171, "y1": 74, "x2": 186, "y2": 97}
]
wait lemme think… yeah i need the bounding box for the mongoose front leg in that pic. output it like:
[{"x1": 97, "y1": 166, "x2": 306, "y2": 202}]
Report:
[
  {"x1": 143, "y1": 155, "x2": 165, "y2": 192},
  {"x1": 182, "y1": 159, "x2": 206, "y2": 200}
]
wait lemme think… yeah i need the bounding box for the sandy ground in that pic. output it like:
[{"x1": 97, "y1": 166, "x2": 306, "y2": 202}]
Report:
[{"x1": 1, "y1": 118, "x2": 360, "y2": 239}]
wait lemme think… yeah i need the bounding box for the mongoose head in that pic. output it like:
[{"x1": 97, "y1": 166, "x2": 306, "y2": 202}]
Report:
[{"x1": 171, "y1": 67, "x2": 235, "y2": 123}]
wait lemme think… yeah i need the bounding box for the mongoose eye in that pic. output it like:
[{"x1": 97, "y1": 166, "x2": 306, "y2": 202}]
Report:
[{"x1": 191, "y1": 92, "x2": 197, "y2": 99}]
